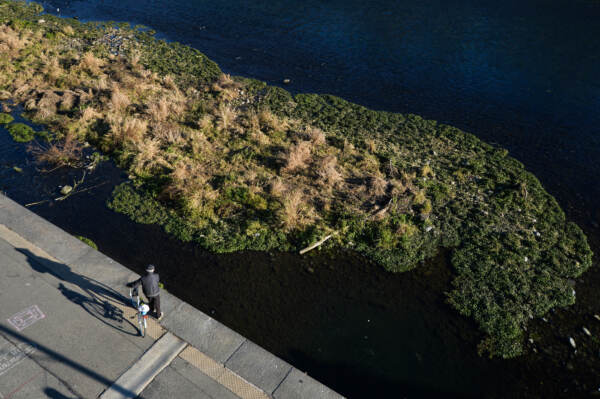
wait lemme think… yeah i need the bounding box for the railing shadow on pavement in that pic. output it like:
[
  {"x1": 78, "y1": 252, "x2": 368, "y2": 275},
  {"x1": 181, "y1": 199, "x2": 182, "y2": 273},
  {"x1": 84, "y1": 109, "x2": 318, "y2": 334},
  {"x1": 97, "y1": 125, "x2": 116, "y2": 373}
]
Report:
[
  {"x1": 16, "y1": 247, "x2": 139, "y2": 336},
  {"x1": 0, "y1": 325, "x2": 137, "y2": 399}
]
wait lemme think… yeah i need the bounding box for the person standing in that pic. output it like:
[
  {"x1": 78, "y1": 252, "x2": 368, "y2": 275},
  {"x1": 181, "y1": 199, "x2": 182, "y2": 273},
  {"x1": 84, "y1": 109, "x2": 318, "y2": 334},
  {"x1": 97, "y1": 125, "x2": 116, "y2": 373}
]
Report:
[{"x1": 127, "y1": 264, "x2": 163, "y2": 321}]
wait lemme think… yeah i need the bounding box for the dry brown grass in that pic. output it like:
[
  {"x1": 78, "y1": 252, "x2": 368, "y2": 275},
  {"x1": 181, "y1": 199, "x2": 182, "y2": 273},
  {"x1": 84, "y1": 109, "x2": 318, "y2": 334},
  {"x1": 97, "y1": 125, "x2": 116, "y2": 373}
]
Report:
[
  {"x1": 369, "y1": 176, "x2": 388, "y2": 197},
  {"x1": 365, "y1": 138, "x2": 377, "y2": 153},
  {"x1": 280, "y1": 190, "x2": 306, "y2": 230},
  {"x1": 130, "y1": 50, "x2": 141, "y2": 69},
  {"x1": 307, "y1": 127, "x2": 326, "y2": 146},
  {"x1": 109, "y1": 85, "x2": 130, "y2": 113},
  {"x1": 259, "y1": 109, "x2": 288, "y2": 132},
  {"x1": 284, "y1": 141, "x2": 312, "y2": 172},
  {"x1": 148, "y1": 97, "x2": 169, "y2": 122},
  {"x1": 107, "y1": 115, "x2": 147, "y2": 146},
  {"x1": 58, "y1": 91, "x2": 76, "y2": 111},
  {"x1": 80, "y1": 106, "x2": 101, "y2": 122},
  {"x1": 270, "y1": 178, "x2": 287, "y2": 197},
  {"x1": 163, "y1": 75, "x2": 177, "y2": 90},
  {"x1": 131, "y1": 138, "x2": 165, "y2": 175},
  {"x1": 33, "y1": 91, "x2": 61, "y2": 120},
  {"x1": 153, "y1": 122, "x2": 183, "y2": 145},
  {"x1": 29, "y1": 133, "x2": 83, "y2": 166},
  {"x1": 211, "y1": 74, "x2": 242, "y2": 101},
  {"x1": 0, "y1": 25, "x2": 28, "y2": 55},
  {"x1": 317, "y1": 155, "x2": 343, "y2": 187},
  {"x1": 80, "y1": 52, "x2": 103, "y2": 75},
  {"x1": 62, "y1": 25, "x2": 75, "y2": 36},
  {"x1": 189, "y1": 129, "x2": 211, "y2": 155},
  {"x1": 198, "y1": 114, "x2": 214, "y2": 131},
  {"x1": 216, "y1": 104, "x2": 237, "y2": 131},
  {"x1": 413, "y1": 189, "x2": 427, "y2": 205}
]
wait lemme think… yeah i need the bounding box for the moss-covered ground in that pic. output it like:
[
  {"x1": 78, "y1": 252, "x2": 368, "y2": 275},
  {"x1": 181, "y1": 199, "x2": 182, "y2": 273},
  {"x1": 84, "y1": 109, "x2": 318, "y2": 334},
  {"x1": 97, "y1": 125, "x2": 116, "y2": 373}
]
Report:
[{"x1": 0, "y1": 0, "x2": 593, "y2": 358}]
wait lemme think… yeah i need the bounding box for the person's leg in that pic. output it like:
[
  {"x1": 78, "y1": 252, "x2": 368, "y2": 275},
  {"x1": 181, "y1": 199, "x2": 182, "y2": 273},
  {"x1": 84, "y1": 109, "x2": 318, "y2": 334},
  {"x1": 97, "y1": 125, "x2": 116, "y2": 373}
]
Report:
[
  {"x1": 155, "y1": 295, "x2": 161, "y2": 318},
  {"x1": 148, "y1": 296, "x2": 156, "y2": 315}
]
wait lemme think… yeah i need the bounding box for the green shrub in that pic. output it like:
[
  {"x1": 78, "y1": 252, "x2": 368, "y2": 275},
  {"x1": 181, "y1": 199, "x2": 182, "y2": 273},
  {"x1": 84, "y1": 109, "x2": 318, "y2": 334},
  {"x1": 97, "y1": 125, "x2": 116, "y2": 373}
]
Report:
[
  {"x1": 0, "y1": 113, "x2": 14, "y2": 124},
  {"x1": 7, "y1": 123, "x2": 36, "y2": 142},
  {"x1": 75, "y1": 235, "x2": 98, "y2": 250}
]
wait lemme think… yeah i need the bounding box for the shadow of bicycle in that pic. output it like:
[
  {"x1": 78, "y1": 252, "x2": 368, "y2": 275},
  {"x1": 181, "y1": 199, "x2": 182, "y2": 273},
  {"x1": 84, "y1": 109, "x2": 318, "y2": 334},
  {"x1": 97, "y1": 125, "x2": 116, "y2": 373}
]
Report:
[{"x1": 16, "y1": 248, "x2": 139, "y2": 336}]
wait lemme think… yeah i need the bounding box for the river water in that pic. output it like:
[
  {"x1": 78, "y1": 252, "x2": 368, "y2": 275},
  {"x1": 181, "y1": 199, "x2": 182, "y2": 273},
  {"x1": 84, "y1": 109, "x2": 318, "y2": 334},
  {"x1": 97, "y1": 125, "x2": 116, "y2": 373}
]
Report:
[{"x1": 2, "y1": 0, "x2": 600, "y2": 397}]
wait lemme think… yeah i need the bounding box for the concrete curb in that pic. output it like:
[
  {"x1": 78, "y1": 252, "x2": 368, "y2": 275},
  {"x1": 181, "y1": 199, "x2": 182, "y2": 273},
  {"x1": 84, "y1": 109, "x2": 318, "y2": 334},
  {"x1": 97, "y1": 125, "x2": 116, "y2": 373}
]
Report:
[
  {"x1": 100, "y1": 333, "x2": 187, "y2": 399},
  {"x1": 0, "y1": 193, "x2": 345, "y2": 399}
]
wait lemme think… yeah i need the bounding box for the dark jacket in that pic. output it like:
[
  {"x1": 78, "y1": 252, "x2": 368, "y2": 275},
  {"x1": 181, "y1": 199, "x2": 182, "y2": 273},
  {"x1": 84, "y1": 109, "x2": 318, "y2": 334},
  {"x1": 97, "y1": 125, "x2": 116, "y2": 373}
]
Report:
[{"x1": 130, "y1": 272, "x2": 160, "y2": 298}]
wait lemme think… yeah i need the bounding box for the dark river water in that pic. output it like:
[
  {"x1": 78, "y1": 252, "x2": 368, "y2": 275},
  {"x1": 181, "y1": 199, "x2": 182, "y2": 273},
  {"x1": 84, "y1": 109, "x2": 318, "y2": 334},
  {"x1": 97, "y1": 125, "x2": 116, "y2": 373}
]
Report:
[{"x1": 2, "y1": 0, "x2": 600, "y2": 397}]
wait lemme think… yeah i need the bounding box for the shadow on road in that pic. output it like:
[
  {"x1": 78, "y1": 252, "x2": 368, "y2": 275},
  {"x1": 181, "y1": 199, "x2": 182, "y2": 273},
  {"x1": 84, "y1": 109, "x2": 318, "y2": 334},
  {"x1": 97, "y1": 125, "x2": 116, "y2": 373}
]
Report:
[
  {"x1": 43, "y1": 387, "x2": 77, "y2": 399},
  {"x1": 0, "y1": 325, "x2": 137, "y2": 399},
  {"x1": 16, "y1": 247, "x2": 138, "y2": 336}
]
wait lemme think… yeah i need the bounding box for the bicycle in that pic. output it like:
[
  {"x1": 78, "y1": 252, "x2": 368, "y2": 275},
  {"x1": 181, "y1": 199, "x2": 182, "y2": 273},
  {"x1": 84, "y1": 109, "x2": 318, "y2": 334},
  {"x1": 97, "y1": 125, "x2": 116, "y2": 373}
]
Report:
[{"x1": 129, "y1": 287, "x2": 150, "y2": 337}]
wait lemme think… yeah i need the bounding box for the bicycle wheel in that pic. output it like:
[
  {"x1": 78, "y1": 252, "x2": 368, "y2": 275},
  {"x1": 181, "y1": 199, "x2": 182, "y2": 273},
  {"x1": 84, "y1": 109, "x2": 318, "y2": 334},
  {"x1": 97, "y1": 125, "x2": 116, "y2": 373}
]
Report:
[{"x1": 138, "y1": 313, "x2": 146, "y2": 337}]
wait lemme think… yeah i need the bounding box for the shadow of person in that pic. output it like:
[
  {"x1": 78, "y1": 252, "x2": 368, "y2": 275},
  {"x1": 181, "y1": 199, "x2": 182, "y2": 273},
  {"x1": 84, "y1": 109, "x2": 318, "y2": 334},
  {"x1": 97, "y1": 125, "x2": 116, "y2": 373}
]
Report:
[{"x1": 16, "y1": 248, "x2": 138, "y2": 335}]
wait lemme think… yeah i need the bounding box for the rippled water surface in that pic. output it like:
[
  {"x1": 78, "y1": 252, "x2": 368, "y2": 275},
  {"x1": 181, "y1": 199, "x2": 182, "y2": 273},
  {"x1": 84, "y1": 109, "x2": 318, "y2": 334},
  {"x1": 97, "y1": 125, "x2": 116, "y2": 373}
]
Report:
[{"x1": 3, "y1": 0, "x2": 600, "y2": 397}]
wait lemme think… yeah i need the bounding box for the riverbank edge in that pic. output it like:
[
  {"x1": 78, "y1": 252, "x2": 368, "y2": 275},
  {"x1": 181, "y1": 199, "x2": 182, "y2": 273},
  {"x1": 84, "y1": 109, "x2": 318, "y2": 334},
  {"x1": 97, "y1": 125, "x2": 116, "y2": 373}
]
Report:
[{"x1": 0, "y1": 192, "x2": 344, "y2": 399}]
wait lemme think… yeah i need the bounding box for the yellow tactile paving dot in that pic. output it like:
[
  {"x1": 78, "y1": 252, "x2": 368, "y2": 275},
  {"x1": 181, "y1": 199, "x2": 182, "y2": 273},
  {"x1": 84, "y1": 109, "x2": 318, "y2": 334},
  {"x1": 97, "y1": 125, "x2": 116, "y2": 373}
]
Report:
[
  {"x1": 179, "y1": 345, "x2": 270, "y2": 399},
  {"x1": 217, "y1": 367, "x2": 270, "y2": 399},
  {"x1": 179, "y1": 345, "x2": 225, "y2": 379}
]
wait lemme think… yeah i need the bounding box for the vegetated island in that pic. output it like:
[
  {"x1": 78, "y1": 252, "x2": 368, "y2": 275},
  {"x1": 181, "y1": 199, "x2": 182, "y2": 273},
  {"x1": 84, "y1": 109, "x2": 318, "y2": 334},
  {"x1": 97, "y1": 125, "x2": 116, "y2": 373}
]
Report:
[{"x1": 0, "y1": 0, "x2": 593, "y2": 358}]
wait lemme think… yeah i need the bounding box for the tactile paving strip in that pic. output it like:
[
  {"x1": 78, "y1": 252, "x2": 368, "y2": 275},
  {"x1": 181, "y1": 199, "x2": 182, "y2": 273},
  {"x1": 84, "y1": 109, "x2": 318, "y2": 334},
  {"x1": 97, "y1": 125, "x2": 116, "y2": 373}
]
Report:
[{"x1": 179, "y1": 345, "x2": 270, "y2": 399}]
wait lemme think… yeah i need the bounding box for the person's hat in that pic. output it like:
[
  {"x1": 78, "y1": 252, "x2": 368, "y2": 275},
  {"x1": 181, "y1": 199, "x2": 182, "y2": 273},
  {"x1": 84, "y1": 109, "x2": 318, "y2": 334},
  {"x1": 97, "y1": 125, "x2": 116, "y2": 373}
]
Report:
[{"x1": 146, "y1": 264, "x2": 155, "y2": 273}]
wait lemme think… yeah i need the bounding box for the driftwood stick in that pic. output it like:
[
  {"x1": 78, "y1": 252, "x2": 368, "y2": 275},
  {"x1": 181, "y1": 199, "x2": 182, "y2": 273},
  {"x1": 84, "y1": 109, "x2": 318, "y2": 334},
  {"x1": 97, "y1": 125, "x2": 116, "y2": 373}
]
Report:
[
  {"x1": 370, "y1": 199, "x2": 393, "y2": 221},
  {"x1": 25, "y1": 199, "x2": 51, "y2": 207},
  {"x1": 299, "y1": 232, "x2": 337, "y2": 255},
  {"x1": 55, "y1": 181, "x2": 107, "y2": 201}
]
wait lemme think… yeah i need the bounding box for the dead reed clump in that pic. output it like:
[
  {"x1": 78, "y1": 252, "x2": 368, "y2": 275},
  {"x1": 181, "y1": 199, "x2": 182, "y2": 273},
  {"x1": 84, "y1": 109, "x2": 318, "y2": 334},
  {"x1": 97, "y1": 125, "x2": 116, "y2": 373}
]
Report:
[
  {"x1": 109, "y1": 85, "x2": 130, "y2": 113},
  {"x1": 189, "y1": 129, "x2": 212, "y2": 155},
  {"x1": 24, "y1": 98, "x2": 37, "y2": 111},
  {"x1": 211, "y1": 74, "x2": 242, "y2": 101},
  {"x1": 130, "y1": 138, "x2": 165, "y2": 175},
  {"x1": 106, "y1": 115, "x2": 147, "y2": 146},
  {"x1": 58, "y1": 91, "x2": 77, "y2": 111},
  {"x1": 0, "y1": 25, "x2": 27, "y2": 55},
  {"x1": 364, "y1": 138, "x2": 377, "y2": 153},
  {"x1": 148, "y1": 98, "x2": 170, "y2": 122},
  {"x1": 62, "y1": 25, "x2": 75, "y2": 36},
  {"x1": 80, "y1": 52, "x2": 103, "y2": 75},
  {"x1": 368, "y1": 176, "x2": 389, "y2": 198},
  {"x1": 307, "y1": 126, "x2": 326, "y2": 146},
  {"x1": 122, "y1": 118, "x2": 148, "y2": 145},
  {"x1": 216, "y1": 104, "x2": 237, "y2": 131},
  {"x1": 270, "y1": 178, "x2": 287, "y2": 197},
  {"x1": 153, "y1": 122, "x2": 183, "y2": 145},
  {"x1": 198, "y1": 114, "x2": 214, "y2": 131},
  {"x1": 259, "y1": 109, "x2": 288, "y2": 132},
  {"x1": 413, "y1": 189, "x2": 427, "y2": 205},
  {"x1": 34, "y1": 91, "x2": 61, "y2": 120},
  {"x1": 284, "y1": 141, "x2": 312, "y2": 172},
  {"x1": 280, "y1": 189, "x2": 306, "y2": 231},
  {"x1": 80, "y1": 106, "x2": 101, "y2": 123},
  {"x1": 317, "y1": 155, "x2": 343, "y2": 187},
  {"x1": 29, "y1": 133, "x2": 83, "y2": 167},
  {"x1": 130, "y1": 50, "x2": 141, "y2": 69},
  {"x1": 246, "y1": 110, "x2": 261, "y2": 133},
  {"x1": 41, "y1": 57, "x2": 64, "y2": 84},
  {"x1": 163, "y1": 75, "x2": 177, "y2": 90}
]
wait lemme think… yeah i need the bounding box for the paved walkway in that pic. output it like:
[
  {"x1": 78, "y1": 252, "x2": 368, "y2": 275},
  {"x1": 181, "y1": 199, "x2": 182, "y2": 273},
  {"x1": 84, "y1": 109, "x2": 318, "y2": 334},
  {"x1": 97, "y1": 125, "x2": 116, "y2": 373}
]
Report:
[{"x1": 0, "y1": 194, "x2": 343, "y2": 399}]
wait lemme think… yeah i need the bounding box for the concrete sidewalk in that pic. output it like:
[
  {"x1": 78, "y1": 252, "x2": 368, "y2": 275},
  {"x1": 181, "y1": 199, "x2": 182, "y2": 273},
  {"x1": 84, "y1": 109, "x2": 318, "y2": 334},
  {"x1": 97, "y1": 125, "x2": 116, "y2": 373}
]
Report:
[{"x1": 0, "y1": 193, "x2": 343, "y2": 399}]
